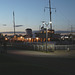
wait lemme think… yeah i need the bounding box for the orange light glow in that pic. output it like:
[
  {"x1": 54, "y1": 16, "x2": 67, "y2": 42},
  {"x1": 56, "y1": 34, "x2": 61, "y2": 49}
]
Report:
[
  {"x1": 5, "y1": 37, "x2": 8, "y2": 40},
  {"x1": 48, "y1": 38, "x2": 50, "y2": 41},
  {"x1": 36, "y1": 37, "x2": 39, "y2": 42}
]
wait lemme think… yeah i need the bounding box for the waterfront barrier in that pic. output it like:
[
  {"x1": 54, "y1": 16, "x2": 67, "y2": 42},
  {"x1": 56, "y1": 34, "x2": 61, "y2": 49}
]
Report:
[{"x1": 12, "y1": 42, "x2": 75, "y2": 51}]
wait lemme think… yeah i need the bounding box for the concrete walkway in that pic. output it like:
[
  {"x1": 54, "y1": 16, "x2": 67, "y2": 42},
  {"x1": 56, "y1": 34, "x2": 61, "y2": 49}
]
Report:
[
  {"x1": 0, "y1": 49, "x2": 75, "y2": 75},
  {"x1": 7, "y1": 50, "x2": 75, "y2": 58}
]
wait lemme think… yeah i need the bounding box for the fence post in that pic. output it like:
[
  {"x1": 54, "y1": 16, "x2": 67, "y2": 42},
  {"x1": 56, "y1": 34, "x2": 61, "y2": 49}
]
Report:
[
  {"x1": 34, "y1": 45, "x2": 35, "y2": 50},
  {"x1": 38, "y1": 45, "x2": 39, "y2": 51}
]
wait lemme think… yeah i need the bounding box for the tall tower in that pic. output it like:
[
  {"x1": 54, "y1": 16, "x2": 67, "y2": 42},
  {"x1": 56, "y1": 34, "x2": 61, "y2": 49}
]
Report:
[{"x1": 13, "y1": 11, "x2": 15, "y2": 35}]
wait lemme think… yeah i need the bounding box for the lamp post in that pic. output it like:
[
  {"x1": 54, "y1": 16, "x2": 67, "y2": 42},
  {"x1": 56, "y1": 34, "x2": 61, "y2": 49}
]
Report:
[
  {"x1": 46, "y1": 26, "x2": 48, "y2": 52},
  {"x1": 45, "y1": 23, "x2": 49, "y2": 52},
  {"x1": 41, "y1": 21, "x2": 52, "y2": 52},
  {"x1": 44, "y1": 22, "x2": 52, "y2": 52}
]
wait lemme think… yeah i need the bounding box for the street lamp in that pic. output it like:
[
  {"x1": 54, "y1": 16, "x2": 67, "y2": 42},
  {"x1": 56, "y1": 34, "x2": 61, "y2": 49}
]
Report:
[
  {"x1": 45, "y1": 23, "x2": 49, "y2": 52},
  {"x1": 41, "y1": 21, "x2": 51, "y2": 52}
]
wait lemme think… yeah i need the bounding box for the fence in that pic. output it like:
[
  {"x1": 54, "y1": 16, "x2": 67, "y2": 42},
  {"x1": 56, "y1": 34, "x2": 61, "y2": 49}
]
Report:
[
  {"x1": 33, "y1": 44, "x2": 75, "y2": 51},
  {"x1": 12, "y1": 42, "x2": 75, "y2": 51}
]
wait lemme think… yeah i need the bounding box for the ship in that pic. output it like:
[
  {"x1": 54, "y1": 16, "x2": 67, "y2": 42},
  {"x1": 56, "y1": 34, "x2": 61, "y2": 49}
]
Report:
[{"x1": 35, "y1": 0, "x2": 61, "y2": 43}]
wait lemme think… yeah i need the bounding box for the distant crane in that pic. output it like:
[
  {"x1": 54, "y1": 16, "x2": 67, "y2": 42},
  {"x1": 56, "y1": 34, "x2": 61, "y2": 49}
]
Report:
[{"x1": 44, "y1": 0, "x2": 56, "y2": 30}]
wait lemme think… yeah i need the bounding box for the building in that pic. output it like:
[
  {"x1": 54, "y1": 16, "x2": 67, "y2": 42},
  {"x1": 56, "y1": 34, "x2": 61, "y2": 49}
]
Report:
[{"x1": 25, "y1": 28, "x2": 32, "y2": 38}]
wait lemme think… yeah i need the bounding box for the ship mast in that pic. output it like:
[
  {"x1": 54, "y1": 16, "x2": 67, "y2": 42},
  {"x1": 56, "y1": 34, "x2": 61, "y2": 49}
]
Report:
[
  {"x1": 44, "y1": 0, "x2": 56, "y2": 30},
  {"x1": 13, "y1": 11, "x2": 15, "y2": 35},
  {"x1": 49, "y1": 0, "x2": 52, "y2": 30}
]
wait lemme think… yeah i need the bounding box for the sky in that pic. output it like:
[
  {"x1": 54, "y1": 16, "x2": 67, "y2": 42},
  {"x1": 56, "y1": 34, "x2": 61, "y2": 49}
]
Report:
[{"x1": 0, "y1": 0, "x2": 75, "y2": 32}]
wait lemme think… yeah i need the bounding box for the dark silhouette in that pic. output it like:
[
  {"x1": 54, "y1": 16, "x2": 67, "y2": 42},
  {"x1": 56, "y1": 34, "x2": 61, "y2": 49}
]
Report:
[{"x1": 3, "y1": 38, "x2": 7, "y2": 54}]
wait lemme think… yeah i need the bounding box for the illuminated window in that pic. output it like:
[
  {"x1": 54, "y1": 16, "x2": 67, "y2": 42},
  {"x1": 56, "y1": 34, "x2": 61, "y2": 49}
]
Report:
[
  {"x1": 44, "y1": 38, "x2": 46, "y2": 42},
  {"x1": 48, "y1": 38, "x2": 50, "y2": 41},
  {"x1": 36, "y1": 37, "x2": 39, "y2": 42},
  {"x1": 5, "y1": 37, "x2": 8, "y2": 40},
  {"x1": 44, "y1": 31, "x2": 46, "y2": 33}
]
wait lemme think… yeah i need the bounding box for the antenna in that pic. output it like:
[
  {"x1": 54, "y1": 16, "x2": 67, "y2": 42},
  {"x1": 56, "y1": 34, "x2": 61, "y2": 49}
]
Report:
[
  {"x1": 13, "y1": 11, "x2": 15, "y2": 35},
  {"x1": 44, "y1": 0, "x2": 56, "y2": 30}
]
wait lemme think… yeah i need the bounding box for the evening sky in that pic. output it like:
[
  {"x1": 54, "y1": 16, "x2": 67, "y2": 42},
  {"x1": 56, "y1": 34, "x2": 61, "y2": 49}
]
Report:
[{"x1": 0, "y1": 0, "x2": 75, "y2": 32}]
